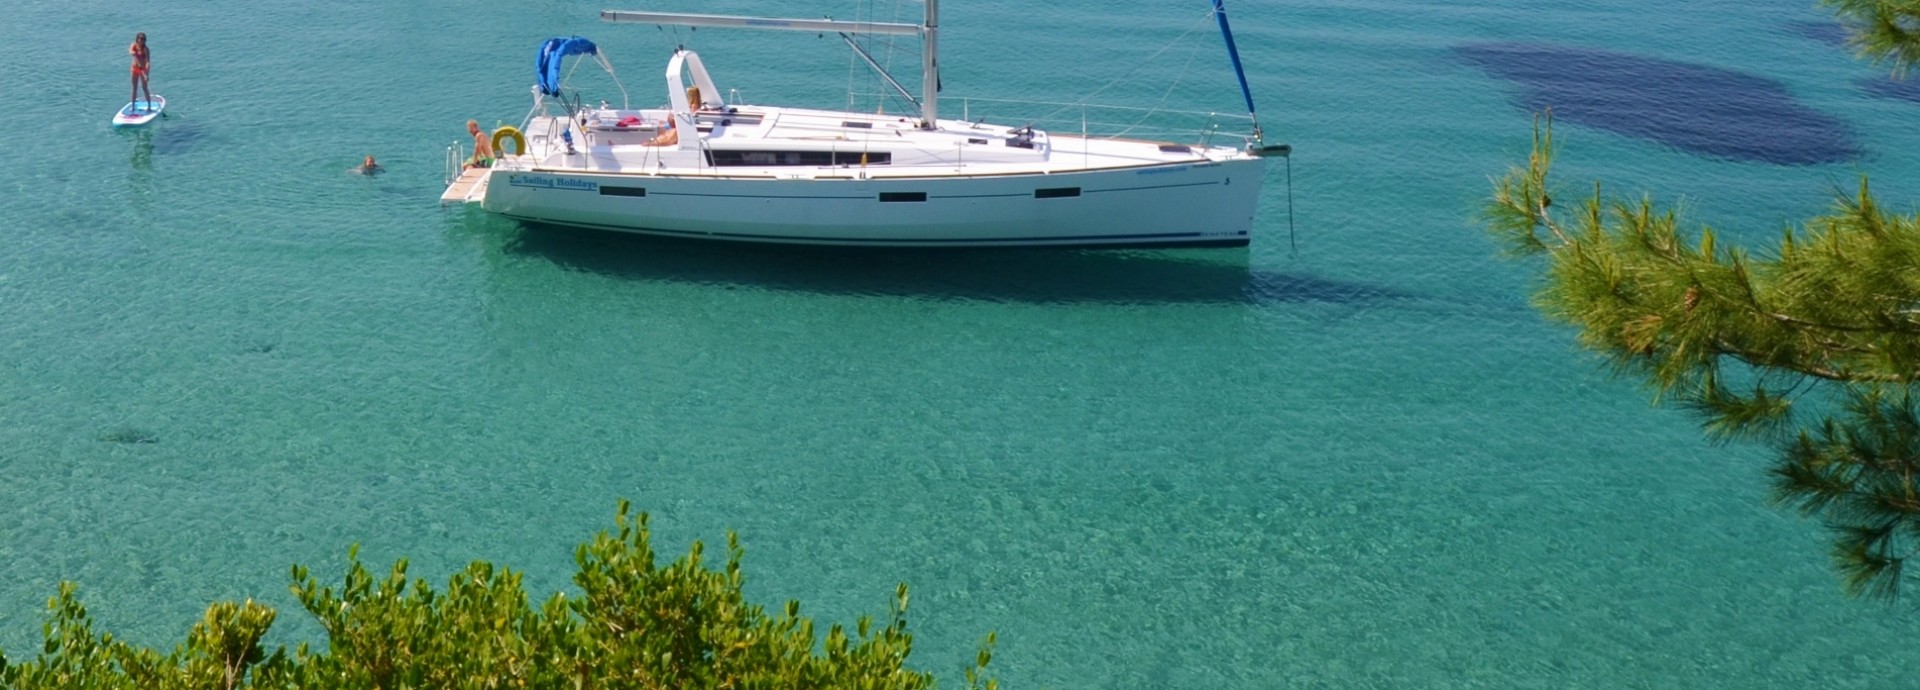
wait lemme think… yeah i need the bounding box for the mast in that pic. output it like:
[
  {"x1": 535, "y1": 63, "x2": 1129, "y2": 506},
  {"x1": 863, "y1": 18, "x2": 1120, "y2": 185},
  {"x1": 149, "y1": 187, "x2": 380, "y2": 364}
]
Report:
[{"x1": 921, "y1": 0, "x2": 939, "y2": 129}]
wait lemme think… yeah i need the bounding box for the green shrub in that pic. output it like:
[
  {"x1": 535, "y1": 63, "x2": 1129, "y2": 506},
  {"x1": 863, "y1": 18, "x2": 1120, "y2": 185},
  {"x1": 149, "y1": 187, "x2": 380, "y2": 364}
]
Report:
[{"x1": 0, "y1": 500, "x2": 997, "y2": 690}]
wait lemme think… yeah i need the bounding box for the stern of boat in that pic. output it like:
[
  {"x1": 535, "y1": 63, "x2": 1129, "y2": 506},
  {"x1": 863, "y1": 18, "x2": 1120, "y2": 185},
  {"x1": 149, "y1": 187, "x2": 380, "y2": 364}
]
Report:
[
  {"x1": 441, "y1": 171, "x2": 492, "y2": 206},
  {"x1": 440, "y1": 140, "x2": 489, "y2": 205}
]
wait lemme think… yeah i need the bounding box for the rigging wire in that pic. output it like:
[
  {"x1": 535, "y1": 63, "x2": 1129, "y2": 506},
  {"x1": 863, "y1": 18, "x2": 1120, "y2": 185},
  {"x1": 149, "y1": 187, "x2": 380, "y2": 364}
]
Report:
[
  {"x1": 563, "y1": 53, "x2": 585, "y2": 91},
  {"x1": 845, "y1": 20, "x2": 861, "y2": 111},
  {"x1": 847, "y1": 0, "x2": 882, "y2": 112},
  {"x1": 847, "y1": 0, "x2": 859, "y2": 110},
  {"x1": 1111, "y1": 27, "x2": 1207, "y2": 139},
  {"x1": 837, "y1": 0, "x2": 921, "y2": 115},
  {"x1": 867, "y1": 1, "x2": 883, "y2": 112},
  {"x1": 882, "y1": 0, "x2": 902, "y2": 80},
  {"x1": 1037, "y1": 9, "x2": 1218, "y2": 123}
]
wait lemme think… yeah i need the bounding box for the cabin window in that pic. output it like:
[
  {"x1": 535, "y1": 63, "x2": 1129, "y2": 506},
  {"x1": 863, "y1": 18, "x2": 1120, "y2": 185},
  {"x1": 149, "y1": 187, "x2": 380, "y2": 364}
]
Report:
[
  {"x1": 879, "y1": 192, "x2": 927, "y2": 203},
  {"x1": 1034, "y1": 187, "x2": 1081, "y2": 199},
  {"x1": 709, "y1": 150, "x2": 892, "y2": 166},
  {"x1": 600, "y1": 186, "x2": 648, "y2": 197},
  {"x1": 842, "y1": 121, "x2": 875, "y2": 129},
  {"x1": 1158, "y1": 144, "x2": 1194, "y2": 154}
]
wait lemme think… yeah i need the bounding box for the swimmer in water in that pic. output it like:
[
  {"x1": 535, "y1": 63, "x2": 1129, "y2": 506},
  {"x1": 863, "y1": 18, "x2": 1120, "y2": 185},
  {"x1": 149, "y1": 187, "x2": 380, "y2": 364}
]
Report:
[{"x1": 352, "y1": 155, "x2": 384, "y2": 176}]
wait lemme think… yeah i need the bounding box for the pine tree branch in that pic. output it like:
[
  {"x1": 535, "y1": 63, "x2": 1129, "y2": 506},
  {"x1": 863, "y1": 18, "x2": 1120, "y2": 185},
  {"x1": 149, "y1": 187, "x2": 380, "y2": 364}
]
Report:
[
  {"x1": 1824, "y1": 0, "x2": 1920, "y2": 76},
  {"x1": 1488, "y1": 2, "x2": 1920, "y2": 597}
]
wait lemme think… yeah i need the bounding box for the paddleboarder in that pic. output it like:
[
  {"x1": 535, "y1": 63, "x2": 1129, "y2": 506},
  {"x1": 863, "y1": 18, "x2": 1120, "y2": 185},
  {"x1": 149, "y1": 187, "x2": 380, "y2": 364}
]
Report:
[{"x1": 129, "y1": 33, "x2": 152, "y2": 111}]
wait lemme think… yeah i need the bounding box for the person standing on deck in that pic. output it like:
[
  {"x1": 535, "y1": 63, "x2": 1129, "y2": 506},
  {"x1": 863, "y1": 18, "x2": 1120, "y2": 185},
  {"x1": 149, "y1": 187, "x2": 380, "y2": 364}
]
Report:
[{"x1": 128, "y1": 33, "x2": 152, "y2": 110}]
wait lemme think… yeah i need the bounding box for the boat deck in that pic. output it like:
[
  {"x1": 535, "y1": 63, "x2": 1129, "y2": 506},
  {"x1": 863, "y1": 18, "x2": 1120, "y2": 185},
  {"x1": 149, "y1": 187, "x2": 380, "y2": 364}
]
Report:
[
  {"x1": 440, "y1": 167, "x2": 491, "y2": 205},
  {"x1": 499, "y1": 104, "x2": 1242, "y2": 180}
]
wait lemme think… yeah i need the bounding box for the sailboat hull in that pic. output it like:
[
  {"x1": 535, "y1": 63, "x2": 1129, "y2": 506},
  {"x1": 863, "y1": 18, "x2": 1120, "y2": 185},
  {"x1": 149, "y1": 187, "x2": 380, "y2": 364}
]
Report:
[{"x1": 481, "y1": 158, "x2": 1265, "y2": 248}]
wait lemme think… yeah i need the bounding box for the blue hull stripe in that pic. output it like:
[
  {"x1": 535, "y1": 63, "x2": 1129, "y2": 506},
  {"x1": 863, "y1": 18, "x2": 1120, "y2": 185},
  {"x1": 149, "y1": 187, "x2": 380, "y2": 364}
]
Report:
[
  {"x1": 653, "y1": 192, "x2": 873, "y2": 200},
  {"x1": 1084, "y1": 181, "x2": 1219, "y2": 194},
  {"x1": 502, "y1": 215, "x2": 1249, "y2": 247},
  {"x1": 616, "y1": 180, "x2": 1219, "y2": 203}
]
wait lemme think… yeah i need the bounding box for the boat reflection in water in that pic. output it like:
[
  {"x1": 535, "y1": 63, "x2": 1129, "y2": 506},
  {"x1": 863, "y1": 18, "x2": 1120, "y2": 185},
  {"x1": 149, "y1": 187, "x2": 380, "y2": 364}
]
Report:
[{"x1": 471, "y1": 220, "x2": 1392, "y2": 308}]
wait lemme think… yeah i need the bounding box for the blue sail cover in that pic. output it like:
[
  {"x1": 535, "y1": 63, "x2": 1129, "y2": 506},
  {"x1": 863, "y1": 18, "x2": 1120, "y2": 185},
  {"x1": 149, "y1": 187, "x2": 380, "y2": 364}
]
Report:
[{"x1": 537, "y1": 36, "x2": 599, "y2": 96}]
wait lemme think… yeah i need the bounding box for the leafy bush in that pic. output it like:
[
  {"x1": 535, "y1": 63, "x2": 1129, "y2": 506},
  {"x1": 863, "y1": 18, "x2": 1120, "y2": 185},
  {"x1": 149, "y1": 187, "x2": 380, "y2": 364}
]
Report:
[{"x1": 0, "y1": 501, "x2": 997, "y2": 690}]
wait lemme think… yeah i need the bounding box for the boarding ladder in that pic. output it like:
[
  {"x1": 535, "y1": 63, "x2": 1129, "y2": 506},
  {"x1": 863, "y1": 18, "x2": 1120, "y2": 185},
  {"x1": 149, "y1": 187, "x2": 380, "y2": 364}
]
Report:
[{"x1": 440, "y1": 141, "x2": 491, "y2": 204}]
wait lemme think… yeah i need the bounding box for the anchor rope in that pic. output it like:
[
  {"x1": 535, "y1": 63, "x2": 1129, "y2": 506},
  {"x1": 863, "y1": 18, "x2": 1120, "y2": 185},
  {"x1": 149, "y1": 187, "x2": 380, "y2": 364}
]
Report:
[{"x1": 1286, "y1": 153, "x2": 1296, "y2": 255}]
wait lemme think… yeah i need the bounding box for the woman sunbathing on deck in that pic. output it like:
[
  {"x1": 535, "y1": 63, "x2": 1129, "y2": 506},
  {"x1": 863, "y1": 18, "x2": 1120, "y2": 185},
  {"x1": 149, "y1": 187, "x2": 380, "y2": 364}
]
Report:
[{"x1": 644, "y1": 116, "x2": 679, "y2": 147}]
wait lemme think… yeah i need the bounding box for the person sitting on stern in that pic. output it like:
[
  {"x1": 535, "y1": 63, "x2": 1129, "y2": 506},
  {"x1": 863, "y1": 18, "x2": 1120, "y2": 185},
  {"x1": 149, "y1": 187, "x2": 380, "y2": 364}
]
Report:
[{"x1": 464, "y1": 120, "x2": 495, "y2": 169}]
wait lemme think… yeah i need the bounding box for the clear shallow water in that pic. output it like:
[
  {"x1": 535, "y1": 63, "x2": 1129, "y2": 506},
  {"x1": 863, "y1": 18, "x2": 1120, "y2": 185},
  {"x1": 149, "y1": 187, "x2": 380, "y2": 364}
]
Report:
[{"x1": 3, "y1": 0, "x2": 1918, "y2": 687}]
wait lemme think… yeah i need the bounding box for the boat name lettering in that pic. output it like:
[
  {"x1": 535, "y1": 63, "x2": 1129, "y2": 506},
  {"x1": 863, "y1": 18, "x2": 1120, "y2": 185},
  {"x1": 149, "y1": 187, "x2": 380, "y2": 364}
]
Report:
[
  {"x1": 508, "y1": 175, "x2": 599, "y2": 192},
  {"x1": 1136, "y1": 166, "x2": 1190, "y2": 176}
]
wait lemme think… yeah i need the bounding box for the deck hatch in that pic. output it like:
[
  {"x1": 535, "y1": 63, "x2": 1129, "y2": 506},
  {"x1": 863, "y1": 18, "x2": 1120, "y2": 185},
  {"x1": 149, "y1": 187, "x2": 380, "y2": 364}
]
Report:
[
  {"x1": 879, "y1": 192, "x2": 928, "y2": 203},
  {"x1": 1158, "y1": 144, "x2": 1194, "y2": 154},
  {"x1": 1034, "y1": 187, "x2": 1082, "y2": 199},
  {"x1": 842, "y1": 121, "x2": 875, "y2": 129},
  {"x1": 600, "y1": 186, "x2": 648, "y2": 197}
]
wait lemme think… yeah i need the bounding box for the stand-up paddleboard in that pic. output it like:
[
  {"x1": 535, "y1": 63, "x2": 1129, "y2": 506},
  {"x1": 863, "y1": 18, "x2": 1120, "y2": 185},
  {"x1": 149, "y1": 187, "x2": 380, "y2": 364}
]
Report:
[{"x1": 111, "y1": 95, "x2": 166, "y2": 127}]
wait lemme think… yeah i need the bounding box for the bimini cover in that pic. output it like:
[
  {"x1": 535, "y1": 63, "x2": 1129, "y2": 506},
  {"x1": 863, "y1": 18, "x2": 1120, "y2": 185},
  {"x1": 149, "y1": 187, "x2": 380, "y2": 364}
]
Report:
[{"x1": 537, "y1": 36, "x2": 599, "y2": 96}]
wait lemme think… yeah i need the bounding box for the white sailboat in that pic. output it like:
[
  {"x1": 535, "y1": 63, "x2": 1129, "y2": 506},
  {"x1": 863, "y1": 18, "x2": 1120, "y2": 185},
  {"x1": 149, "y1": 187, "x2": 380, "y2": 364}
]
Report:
[{"x1": 442, "y1": 1, "x2": 1289, "y2": 248}]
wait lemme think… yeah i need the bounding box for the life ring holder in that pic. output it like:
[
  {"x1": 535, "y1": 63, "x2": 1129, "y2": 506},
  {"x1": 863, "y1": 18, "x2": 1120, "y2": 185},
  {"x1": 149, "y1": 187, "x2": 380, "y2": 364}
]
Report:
[{"x1": 492, "y1": 126, "x2": 528, "y2": 157}]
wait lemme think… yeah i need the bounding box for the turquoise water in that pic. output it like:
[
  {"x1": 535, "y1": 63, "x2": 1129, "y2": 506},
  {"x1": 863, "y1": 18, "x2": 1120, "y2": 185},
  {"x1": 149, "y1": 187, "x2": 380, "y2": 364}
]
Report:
[{"x1": 4, "y1": 0, "x2": 1919, "y2": 686}]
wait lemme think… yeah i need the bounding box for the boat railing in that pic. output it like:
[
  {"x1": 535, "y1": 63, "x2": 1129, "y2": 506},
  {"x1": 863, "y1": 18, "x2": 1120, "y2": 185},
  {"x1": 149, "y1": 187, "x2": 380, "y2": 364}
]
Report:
[{"x1": 878, "y1": 94, "x2": 1259, "y2": 146}]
